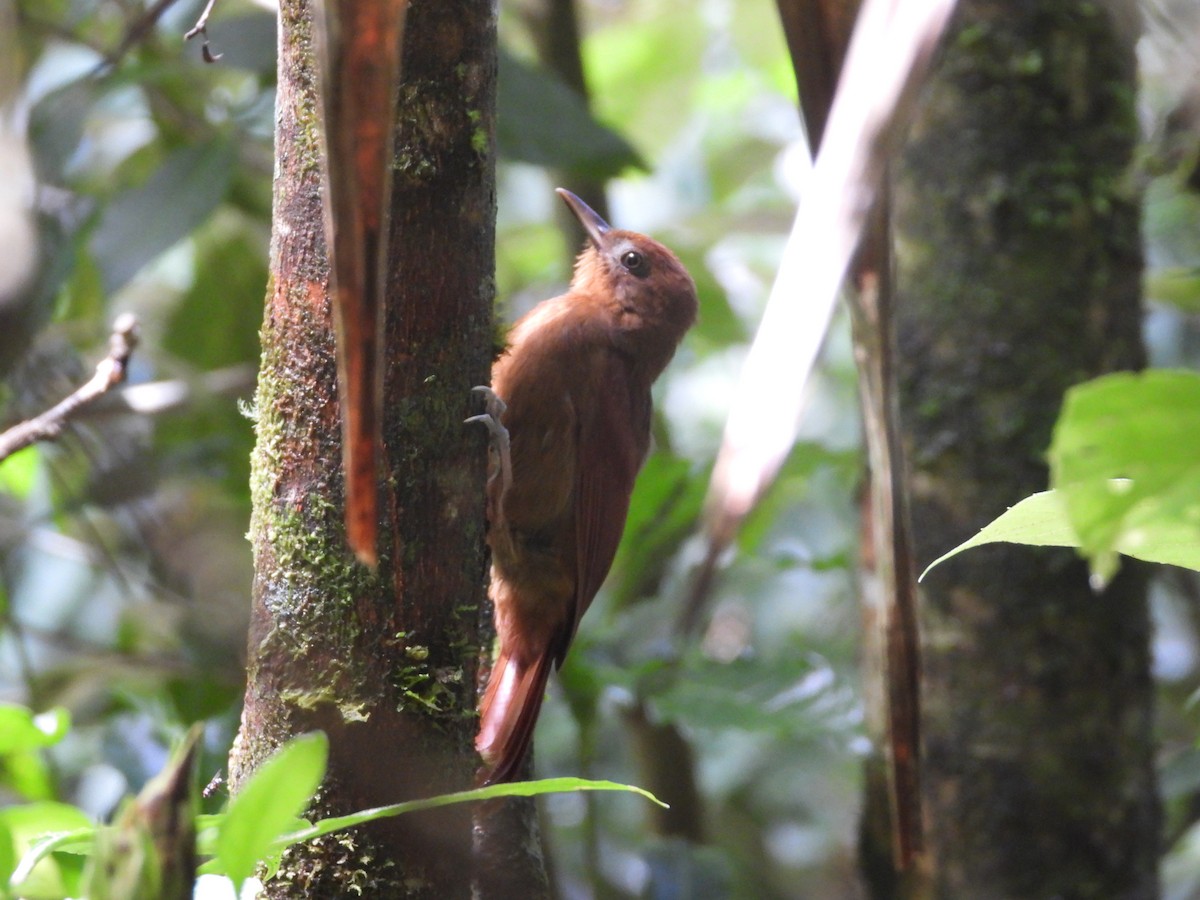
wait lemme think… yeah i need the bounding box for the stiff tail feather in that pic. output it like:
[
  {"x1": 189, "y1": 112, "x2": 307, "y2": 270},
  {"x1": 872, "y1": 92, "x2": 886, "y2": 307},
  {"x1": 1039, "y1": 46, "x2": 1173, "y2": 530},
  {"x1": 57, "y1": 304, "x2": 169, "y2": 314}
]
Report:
[{"x1": 476, "y1": 649, "x2": 554, "y2": 785}]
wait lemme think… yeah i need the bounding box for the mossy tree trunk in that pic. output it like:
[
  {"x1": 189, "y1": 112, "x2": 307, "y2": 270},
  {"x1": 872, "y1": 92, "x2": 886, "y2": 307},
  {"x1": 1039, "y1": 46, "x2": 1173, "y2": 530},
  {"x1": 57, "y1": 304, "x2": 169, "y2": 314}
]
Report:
[
  {"x1": 227, "y1": 1, "x2": 514, "y2": 896},
  {"x1": 895, "y1": 1, "x2": 1159, "y2": 896}
]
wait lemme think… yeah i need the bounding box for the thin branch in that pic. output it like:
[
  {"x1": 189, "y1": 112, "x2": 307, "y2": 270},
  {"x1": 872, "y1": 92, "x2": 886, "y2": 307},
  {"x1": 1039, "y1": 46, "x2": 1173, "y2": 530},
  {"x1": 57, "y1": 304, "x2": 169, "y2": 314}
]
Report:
[
  {"x1": 0, "y1": 314, "x2": 140, "y2": 463},
  {"x1": 81, "y1": 363, "x2": 256, "y2": 420},
  {"x1": 90, "y1": 0, "x2": 185, "y2": 77},
  {"x1": 184, "y1": 0, "x2": 224, "y2": 64}
]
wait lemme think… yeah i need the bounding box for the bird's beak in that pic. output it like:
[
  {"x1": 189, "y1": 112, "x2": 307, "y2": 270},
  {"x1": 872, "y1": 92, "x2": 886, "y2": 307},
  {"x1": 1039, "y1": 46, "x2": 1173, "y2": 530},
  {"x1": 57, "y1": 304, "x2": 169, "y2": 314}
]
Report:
[{"x1": 556, "y1": 188, "x2": 611, "y2": 249}]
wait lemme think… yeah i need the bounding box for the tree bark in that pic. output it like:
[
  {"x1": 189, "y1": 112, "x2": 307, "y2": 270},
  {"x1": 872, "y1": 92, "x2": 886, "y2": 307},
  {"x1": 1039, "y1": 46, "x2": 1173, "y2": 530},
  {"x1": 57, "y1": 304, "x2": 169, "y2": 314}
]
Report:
[
  {"x1": 229, "y1": 1, "x2": 502, "y2": 896},
  {"x1": 772, "y1": 0, "x2": 926, "y2": 877},
  {"x1": 895, "y1": 2, "x2": 1159, "y2": 897}
]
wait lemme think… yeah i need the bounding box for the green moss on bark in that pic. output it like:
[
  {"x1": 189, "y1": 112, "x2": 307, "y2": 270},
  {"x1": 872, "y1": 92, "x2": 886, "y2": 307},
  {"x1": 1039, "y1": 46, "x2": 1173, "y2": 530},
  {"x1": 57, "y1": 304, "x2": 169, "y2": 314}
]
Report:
[{"x1": 231, "y1": 0, "x2": 498, "y2": 895}]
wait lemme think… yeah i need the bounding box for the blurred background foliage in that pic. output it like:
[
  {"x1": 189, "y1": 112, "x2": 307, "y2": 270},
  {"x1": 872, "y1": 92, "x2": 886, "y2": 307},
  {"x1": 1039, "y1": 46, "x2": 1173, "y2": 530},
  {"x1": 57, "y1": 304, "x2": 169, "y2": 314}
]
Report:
[{"x1": 0, "y1": 0, "x2": 1198, "y2": 897}]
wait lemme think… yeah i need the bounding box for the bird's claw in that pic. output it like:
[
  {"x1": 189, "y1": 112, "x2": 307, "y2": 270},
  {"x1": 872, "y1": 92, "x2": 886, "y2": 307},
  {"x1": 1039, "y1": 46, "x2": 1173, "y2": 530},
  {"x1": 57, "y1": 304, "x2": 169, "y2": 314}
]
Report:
[
  {"x1": 464, "y1": 385, "x2": 508, "y2": 435},
  {"x1": 466, "y1": 385, "x2": 513, "y2": 515}
]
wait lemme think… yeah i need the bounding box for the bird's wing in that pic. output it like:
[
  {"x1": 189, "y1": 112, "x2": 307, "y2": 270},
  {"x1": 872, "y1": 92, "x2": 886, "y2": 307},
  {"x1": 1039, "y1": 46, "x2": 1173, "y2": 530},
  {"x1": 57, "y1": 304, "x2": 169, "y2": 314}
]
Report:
[{"x1": 560, "y1": 354, "x2": 648, "y2": 664}]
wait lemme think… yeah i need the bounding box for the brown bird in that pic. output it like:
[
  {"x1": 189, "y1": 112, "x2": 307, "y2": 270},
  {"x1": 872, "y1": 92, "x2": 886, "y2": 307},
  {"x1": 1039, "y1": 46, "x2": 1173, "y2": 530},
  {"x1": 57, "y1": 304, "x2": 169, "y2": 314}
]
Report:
[{"x1": 472, "y1": 189, "x2": 697, "y2": 784}]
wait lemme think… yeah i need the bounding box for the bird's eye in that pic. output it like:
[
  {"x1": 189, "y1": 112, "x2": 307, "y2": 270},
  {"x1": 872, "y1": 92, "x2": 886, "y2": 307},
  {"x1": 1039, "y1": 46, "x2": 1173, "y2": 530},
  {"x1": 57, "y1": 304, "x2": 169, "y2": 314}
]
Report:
[{"x1": 621, "y1": 250, "x2": 649, "y2": 277}]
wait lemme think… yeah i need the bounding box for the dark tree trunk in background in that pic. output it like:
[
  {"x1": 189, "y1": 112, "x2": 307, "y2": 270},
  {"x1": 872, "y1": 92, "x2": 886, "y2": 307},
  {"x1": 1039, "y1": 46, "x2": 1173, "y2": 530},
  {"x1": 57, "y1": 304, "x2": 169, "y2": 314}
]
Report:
[
  {"x1": 896, "y1": 2, "x2": 1159, "y2": 897},
  {"x1": 523, "y1": 0, "x2": 612, "y2": 243},
  {"x1": 227, "y1": 1, "x2": 514, "y2": 896}
]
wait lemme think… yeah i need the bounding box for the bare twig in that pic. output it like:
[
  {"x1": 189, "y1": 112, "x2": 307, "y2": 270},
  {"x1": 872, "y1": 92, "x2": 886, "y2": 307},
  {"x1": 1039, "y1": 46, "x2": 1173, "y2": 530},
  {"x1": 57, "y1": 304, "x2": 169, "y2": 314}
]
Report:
[
  {"x1": 91, "y1": 0, "x2": 184, "y2": 77},
  {"x1": 184, "y1": 0, "x2": 223, "y2": 64},
  {"x1": 80, "y1": 363, "x2": 256, "y2": 420},
  {"x1": 0, "y1": 315, "x2": 140, "y2": 463}
]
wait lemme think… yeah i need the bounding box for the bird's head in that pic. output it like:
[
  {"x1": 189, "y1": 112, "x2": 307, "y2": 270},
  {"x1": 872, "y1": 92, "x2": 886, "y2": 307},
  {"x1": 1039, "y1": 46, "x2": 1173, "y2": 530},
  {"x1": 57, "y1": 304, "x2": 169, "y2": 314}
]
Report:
[{"x1": 558, "y1": 188, "x2": 698, "y2": 368}]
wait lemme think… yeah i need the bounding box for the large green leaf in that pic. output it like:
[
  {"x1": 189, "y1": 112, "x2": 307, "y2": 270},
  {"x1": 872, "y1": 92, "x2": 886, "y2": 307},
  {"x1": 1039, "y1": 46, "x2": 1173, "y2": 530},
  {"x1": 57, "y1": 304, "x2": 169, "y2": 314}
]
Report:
[
  {"x1": 2, "y1": 802, "x2": 92, "y2": 899},
  {"x1": 0, "y1": 819, "x2": 12, "y2": 896},
  {"x1": 213, "y1": 732, "x2": 328, "y2": 888},
  {"x1": 0, "y1": 705, "x2": 70, "y2": 802},
  {"x1": 91, "y1": 139, "x2": 235, "y2": 295},
  {"x1": 1049, "y1": 370, "x2": 1200, "y2": 584},
  {"x1": 583, "y1": 11, "x2": 706, "y2": 157},
  {"x1": 923, "y1": 372, "x2": 1200, "y2": 581},
  {"x1": 920, "y1": 491, "x2": 1078, "y2": 580},
  {"x1": 164, "y1": 219, "x2": 266, "y2": 370},
  {"x1": 0, "y1": 705, "x2": 70, "y2": 756},
  {"x1": 649, "y1": 653, "x2": 855, "y2": 738},
  {"x1": 27, "y1": 79, "x2": 99, "y2": 185},
  {"x1": 0, "y1": 448, "x2": 40, "y2": 502},
  {"x1": 611, "y1": 452, "x2": 708, "y2": 608},
  {"x1": 498, "y1": 48, "x2": 642, "y2": 178}
]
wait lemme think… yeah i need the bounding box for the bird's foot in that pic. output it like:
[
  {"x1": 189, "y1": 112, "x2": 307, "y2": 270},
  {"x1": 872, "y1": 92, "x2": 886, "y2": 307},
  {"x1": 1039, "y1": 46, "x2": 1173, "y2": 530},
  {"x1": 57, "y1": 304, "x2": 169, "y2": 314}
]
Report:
[
  {"x1": 465, "y1": 386, "x2": 513, "y2": 510},
  {"x1": 465, "y1": 385, "x2": 507, "y2": 430}
]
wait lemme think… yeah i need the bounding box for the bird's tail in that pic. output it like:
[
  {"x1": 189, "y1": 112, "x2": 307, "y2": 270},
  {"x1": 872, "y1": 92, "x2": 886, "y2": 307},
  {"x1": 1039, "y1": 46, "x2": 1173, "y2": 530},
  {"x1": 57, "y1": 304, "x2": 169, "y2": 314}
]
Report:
[{"x1": 476, "y1": 648, "x2": 553, "y2": 785}]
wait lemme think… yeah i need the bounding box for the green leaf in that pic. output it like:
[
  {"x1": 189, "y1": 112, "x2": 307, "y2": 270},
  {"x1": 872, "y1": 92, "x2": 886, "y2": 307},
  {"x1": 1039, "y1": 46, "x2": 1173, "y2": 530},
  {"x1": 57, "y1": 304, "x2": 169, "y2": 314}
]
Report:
[
  {"x1": 583, "y1": 12, "x2": 707, "y2": 158},
  {"x1": 650, "y1": 654, "x2": 855, "y2": 738},
  {"x1": 2, "y1": 802, "x2": 93, "y2": 898},
  {"x1": 612, "y1": 452, "x2": 707, "y2": 608},
  {"x1": 0, "y1": 706, "x2": 70, "y2": 800},
  {"x1": 0, "y1": 705, "x2": 70, "y2": 756},
  {"x1": 1146, "y1": 267, "x2": 1200, "y2": 313},
  {"x1": 0, "y1": 447, "x2": 41, "y2": 500},
  {"x1": 163, "y1": 219, "x2": 266, "y2": 370},
  {"x1": 1049, "y1": 370, "x2": 1200, "y2": 584},
  {"x1": 27, "y1": 79, "x2": 99, "y2": 185},
  {"x1": 270, "y1": 778, "x2": 666, "y2": 853},
  {"x1": 921, "y1": 384, "x2": 1200, "y2": 580},
  {"x1": 3, "y1": 752, "x2": 56, "y2": 804},
  {"x1": 920, "y1": 491, "x2": 1080, "y2": 580},
  {"x1": 921, "y1": 489, "x2": 1200, "y2": 583},
  {"x1": 0, "y1": 819, "x2": 12, "y2": 891},
  {"x1": 198, "y1": 775, "x2": 662, "y2": 881},
  {"x1": 214, "y1": 732, "x2": 328, "y2": 888},
  {"x1": 10, "y1": 828, "x2": 95, "y2": 892},
  {"x1": 682, "y1": 246, "x2": 746, "y2": 349},
  {"x1": 91, "y1": 139, "x2": 235, "y2": 295},
  {"x1": 498, "y1": 48, "x2": 642, "y2": 178},
  {"x1": 54, "y1": 241, "x2": 106, "y2": 324}
]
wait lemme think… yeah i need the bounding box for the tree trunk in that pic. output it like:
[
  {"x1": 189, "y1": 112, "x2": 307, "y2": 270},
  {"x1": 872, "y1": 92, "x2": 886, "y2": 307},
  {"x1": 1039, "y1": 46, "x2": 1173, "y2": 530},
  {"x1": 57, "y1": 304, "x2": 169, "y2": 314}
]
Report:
[
  {"x1": 895, "y1": 2, "x2": 1159, "y2": 897},
  {"x1": 228, "y1": 1, "x2": 510, "y2": 895}
]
